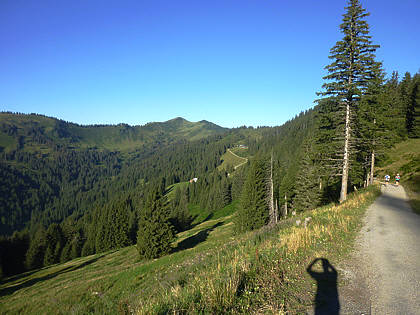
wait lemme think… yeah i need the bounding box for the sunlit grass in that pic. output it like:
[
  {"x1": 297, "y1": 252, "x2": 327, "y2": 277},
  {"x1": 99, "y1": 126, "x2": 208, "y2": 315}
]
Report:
[
  {"x1": 0, "y1": 187, "x2": 379, "y2": 314},
  {"x1": 218, "y1": 148, "x2": 248, "y2": 171}
]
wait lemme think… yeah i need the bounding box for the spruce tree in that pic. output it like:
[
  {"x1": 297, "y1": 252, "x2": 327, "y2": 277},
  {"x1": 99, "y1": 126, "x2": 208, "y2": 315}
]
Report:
[
  {"x1": 110, "y1": 197, "x2": 132, "y2": 248},
  {"x1": 25, "y1": 226, "x2": 47, "y2": 270},
  {"x1": 318, "y1": 0, "x2": 382, "y2": 202},
  {"x1": 408, "y1": 73, "x2": 420, "y2": 137},
  {"x1": 43, "y1": 223, "x2": 64, "y2": 266},
  {"x1": 293, "y1": 139, "x2": 322, "y2": 212},
  {"x1": 137, "y1": 188, "x2": 174, "y2": 259},
  {"x1": 356, "y1": 63, "x2": 388, "y2": 186},
  {"x1": 234, "y1": 157, "x2": 269, "y2": 233}
]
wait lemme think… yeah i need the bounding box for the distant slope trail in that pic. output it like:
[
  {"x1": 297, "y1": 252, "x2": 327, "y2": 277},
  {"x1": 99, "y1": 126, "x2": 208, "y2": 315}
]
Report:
[
  {"x1": 227, "y1": 148, "x2": 248, "y2": 169},
  {"x1": 338, "y1": 185, "x2": 420, "y2": 314}
]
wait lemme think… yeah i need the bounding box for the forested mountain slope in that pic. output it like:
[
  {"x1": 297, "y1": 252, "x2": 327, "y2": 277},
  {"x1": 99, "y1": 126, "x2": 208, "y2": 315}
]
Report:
[
  {"x1": 0, "y1": 107, "x2": 317, "y2": 275},
  {"x1": 0, "y1": 113, "x2": 227, "y2": 153},
  {"x1": 0, "y1": 65, "x2": 418, "y2": 278},
  {"x1": 0, "y1": 113, "x2": 225, "y2": 234}
]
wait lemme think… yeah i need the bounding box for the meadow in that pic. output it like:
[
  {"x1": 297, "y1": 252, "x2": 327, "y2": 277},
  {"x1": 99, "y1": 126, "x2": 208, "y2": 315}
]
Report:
[{"x1": 0, "y1": 186, "x2": 379, "y2": 314}]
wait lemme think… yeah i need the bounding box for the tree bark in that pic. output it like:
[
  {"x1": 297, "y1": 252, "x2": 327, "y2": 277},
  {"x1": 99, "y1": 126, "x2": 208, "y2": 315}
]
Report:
[
  {"x1": 274, "y1": 199, "x2": 278, "y2": 224},
  {"x1": 369, "y1": 119, "x2": 376, "y2": 186},
  {"x1": 369, "y1": 149, "x2": 375, "y2": 186},
  {"x1": 268, "y1": 153, "x2": 275, "y2": 225},
  {"x1": 340, "y1": 100, "x2": 351, "y2": 203},
  {"x1": 284, "y1": 194, "x2": 288, "y2": 216}
]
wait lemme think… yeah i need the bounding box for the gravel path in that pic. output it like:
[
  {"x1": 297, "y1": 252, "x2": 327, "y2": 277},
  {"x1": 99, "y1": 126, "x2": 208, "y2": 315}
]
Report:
[
  {"x1": 226, "y1": 149, "x2": 248, "y2": 170},
  {"x1": 338, "y1": 184, "x2": 420, "y2": 314}
]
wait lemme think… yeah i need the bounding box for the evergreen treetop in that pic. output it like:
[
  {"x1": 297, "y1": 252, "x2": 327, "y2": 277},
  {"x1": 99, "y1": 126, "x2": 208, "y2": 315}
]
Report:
[{"x1": 320, "y1": 0, "x2": 382, "y2": 101}]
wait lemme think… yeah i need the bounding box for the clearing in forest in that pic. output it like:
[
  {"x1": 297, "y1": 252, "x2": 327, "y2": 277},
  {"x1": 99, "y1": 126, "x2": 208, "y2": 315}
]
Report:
[{"x1": 218, "y1": 147, "x2": 248, "y2": 172}]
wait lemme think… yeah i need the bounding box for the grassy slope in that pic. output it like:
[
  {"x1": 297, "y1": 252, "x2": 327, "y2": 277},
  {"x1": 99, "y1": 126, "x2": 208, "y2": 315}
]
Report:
[
  {"x1": 377, "y1": 138, "x2": 420, "y2": 213},
  {"x1": 0, "y1": 215, "x2": 235, "y2": 314},
  {"x1": 0, "y1": 187, "x2": 379, "y2": 314},
  {"x1": 230, "y1": 147, "x2": 251, "y2": 158},
  {"x1": 218, "y1": 148, "x2": 248, "y2": 172}
]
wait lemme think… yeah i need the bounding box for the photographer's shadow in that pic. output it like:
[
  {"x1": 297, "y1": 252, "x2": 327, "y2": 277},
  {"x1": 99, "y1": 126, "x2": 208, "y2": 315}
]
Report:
[{"x1": 307, "y1": 258, "x2": 340, "y2": 315}]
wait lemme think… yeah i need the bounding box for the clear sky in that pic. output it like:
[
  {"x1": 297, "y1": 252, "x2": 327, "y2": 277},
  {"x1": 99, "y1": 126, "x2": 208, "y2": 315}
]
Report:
[{"x1": 1, "y1": 0, "x2": 419, "y2": 128}]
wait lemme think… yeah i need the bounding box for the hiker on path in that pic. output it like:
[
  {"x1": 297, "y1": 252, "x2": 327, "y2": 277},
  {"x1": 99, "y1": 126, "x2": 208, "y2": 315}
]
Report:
[
  {"x1": 384, "y1": 174, "x2": 390, "y2": 184},
  {"x1": 395, "y1": 173, "x2": 400, "y2": 185}
]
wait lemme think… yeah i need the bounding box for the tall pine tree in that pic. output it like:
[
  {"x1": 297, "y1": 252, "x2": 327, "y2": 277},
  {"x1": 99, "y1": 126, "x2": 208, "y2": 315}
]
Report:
[
  {"x1": 234, "y1": 157, "x2": 269, "y2": 233},
  {"x1": 293, "y1": 139, "x2": 322, "y2": 211},
  {"x1": 136, "y1": 188, "x2": 174, "y2": 259},
  {"x1": 317, "y1": 0, "x2": 382, "y2": 202}
]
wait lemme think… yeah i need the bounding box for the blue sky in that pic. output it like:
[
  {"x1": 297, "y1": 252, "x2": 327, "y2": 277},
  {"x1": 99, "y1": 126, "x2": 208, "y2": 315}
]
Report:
[{"x1": 1, "y1": 0, "x2": 419, "y2": 128}]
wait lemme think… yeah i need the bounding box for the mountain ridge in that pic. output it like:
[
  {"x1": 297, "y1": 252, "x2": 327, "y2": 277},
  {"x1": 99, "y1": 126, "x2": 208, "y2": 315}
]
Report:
[{"x1": 0, "y1": 112, "x2": 228, "y2": 153}]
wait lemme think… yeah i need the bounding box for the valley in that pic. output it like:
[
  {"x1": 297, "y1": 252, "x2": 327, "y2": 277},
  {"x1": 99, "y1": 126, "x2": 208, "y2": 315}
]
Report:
[{"x1": 1, "y1": 0, "x2": 419, "y2": 313}]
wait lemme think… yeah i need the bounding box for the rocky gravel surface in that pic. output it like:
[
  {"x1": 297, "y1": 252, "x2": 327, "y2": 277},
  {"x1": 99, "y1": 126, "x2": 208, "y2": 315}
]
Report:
[{"x1": 337, "y1": 185, "x2": 420, "y2": 315}]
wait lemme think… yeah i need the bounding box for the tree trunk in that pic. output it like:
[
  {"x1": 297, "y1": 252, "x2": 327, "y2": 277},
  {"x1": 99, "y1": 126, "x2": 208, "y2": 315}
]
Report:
[
  {"x1": 369, "y1": 149, "x2": 375, "y2": 186},
  {"x1": 340, "y1": 19, "x2": 355, "y2": 203},
  {"x1": 340, "y1": 100, "x2": 351, "y2": 203},
  {"x1": 268, "y1": 153, "x2": 275, "y2": 225},
  {"x1": 369, "y1": 119, "x2": 376, "y2": 186},
  {"x1": 274, "y1": 199, "x2": 278, "y2": 224},
  {"x1": 284, "y1": 194, "x2": 288, "y2": 216}
]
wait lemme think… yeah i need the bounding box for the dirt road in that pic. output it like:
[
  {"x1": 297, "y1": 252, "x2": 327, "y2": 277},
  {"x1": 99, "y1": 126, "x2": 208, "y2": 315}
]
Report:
[
  {"x1": 227, "y1": 149, "x2": 248, "y2": 170},
  {"x1": 338, "y1": 185, "x2": 420, "y2": 314}
]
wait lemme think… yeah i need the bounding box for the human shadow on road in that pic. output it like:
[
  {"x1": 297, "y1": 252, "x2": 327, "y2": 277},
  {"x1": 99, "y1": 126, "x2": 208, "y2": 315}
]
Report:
[{"x1": 307, "y1": 258, "x2": 340, "y2": 315}]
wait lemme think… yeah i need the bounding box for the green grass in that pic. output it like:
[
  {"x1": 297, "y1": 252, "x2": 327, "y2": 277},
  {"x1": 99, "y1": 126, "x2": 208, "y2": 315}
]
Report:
[
  {"x1": 188, "y1": 200, "x2": 240, "y2": 225},
  {"x1": 230, "y1": 147, "x2": 251, "y2": 158},
  {"x1": 218, "y1": 148, "x2": 248, "y2": 172},
  {"x1": 134, "y1": 186, "x2": 380, "y2": 314},
  {"x1": 378, "y1": 138, "x2": 420, "y2": 214},
  {"x1": 0, "y1": 188, "x2": 379, "y2": 314},
  {"x1": 165, "y1": 181, "x2": 190, "y2": 201},
  {"x1": 0, "y1": 213, "x2": 235, "y2": 314}
]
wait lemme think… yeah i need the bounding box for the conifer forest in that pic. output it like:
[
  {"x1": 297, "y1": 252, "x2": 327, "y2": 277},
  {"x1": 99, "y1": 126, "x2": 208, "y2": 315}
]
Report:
[{"x1": 0, "y1": 0, "x2": 419, "y2": 302}]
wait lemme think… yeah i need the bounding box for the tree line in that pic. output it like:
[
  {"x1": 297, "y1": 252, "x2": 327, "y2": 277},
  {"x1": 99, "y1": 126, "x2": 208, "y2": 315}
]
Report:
[{"x1": 1, "y1": 0, "x2": 418, "y2": 279}]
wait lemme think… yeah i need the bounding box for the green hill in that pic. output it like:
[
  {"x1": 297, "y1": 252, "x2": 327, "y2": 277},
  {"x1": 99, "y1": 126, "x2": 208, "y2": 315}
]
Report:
[
  {"x1": 0, "y1": 113, "x2": 227, "y2": 153},
  {"x1": 0, "y1": 187, "x2": 379, "y2": 314}
]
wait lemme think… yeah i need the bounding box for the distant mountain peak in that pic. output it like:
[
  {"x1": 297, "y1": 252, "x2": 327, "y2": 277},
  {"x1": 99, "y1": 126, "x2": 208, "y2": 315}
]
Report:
[{"x1": 167, "y1": 117, "x2": 188, "y2": 123}]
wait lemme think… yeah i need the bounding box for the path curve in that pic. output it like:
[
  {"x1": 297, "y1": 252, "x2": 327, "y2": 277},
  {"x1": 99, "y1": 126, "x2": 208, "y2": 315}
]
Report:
[
  {"x1": 338, "y1": 185, "x2": 420, "y2": 314},
  {"x1": 227, "y1": 148, "x2": 248, "y2": 170}
]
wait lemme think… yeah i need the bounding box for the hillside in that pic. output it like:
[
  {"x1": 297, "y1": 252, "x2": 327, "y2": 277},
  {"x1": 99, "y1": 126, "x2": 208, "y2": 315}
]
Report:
[
  {"x1": 0, "y1": 211, "x2": 236, "y2": 314},
  {"x1": 218, "y1": 147, "x2": 249, "y2": 172},
  {"x1": 0, "y1": 113, "x2": 230, "y2": 235},
  {"x1": 0, "y1": 187, "x2": 379, "y2": 314},
  {"x1": 0, "y1": 109, "x2": 317, "y2": 237},
  {"x1": 0, "y1": 113, "x2": 227, "y2": 153}
]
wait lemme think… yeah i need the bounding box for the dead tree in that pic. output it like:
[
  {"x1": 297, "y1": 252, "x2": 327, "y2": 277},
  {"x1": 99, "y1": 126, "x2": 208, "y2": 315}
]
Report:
[{"x1": 268, "y1": 152, "x2": 276, "y2": 225}]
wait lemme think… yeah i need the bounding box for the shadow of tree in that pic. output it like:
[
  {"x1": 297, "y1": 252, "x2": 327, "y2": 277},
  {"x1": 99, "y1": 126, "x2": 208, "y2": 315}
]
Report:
[
  {"x1": 172, "y1": 222, "x2": 224, "y2": 253},
  {"x1": 307, "y1": 258, "x2": 340, "y2": 315},
  {"x1": 188, "y1": 212, "x2": 217, "y2": 230},
  {"x1": 0, "y1": 255, "x2": 103, "y2": 297}
]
